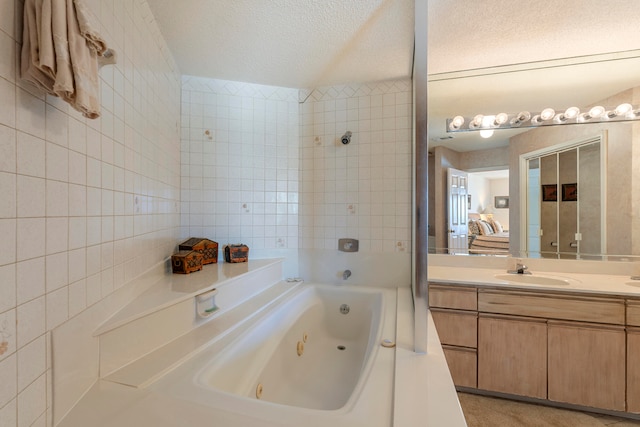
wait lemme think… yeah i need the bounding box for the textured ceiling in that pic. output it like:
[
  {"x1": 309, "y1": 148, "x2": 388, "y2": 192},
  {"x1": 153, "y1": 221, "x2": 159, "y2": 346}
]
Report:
[
  {"x1": 147, "y1": 1, "x2": 640, "y2": 152},
  {"x1": 147, "y1": 0, "x2": 414, "y2": 88},
  {"x1": 427, "y1": 1, "x2": 640, "y2": 75}
]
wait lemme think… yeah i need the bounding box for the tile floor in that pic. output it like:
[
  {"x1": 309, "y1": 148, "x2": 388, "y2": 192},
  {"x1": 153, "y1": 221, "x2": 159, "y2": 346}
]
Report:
[{"x1": 458, "y1": 393, "x2": 640, "y2": 427}]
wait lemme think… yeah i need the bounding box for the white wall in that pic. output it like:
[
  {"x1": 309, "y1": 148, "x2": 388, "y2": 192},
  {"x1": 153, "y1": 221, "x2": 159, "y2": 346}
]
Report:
[
  {"x1": 0, "y1": 1, "x2": 181, "y2": 425},
  {"x1": 467, "y1": 174, "x2": 510, "y2": 228},
  {"x1": 490, "y1": 178, "x2": 510, "y2": 227},
  {"x1": 468, "y1": 174, "x2": 489, "y2": 214}
]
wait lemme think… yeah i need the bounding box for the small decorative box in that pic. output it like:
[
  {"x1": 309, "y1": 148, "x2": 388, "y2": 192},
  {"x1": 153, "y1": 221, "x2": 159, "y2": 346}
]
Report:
[
  {"x1": 224, "y1": 244, "x2": 249, "y2": 263},
  {"x1": 171, "y1": 250, "x2": 204, "y2": 274},
  {"x1": 179, "y1": 238, "x2": 219, "y2": 265}
]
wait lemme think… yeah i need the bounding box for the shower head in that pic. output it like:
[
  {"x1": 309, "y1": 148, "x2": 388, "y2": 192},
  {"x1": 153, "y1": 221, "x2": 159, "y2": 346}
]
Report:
[{"x1": 341, "y1": 131, "x2": 352, "y2": 145}]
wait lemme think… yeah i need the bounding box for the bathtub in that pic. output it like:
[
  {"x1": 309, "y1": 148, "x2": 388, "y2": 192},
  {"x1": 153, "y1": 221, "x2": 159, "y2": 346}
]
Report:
[{"x1": 150, "y1": 283, "x2": 398, "y2": 427}]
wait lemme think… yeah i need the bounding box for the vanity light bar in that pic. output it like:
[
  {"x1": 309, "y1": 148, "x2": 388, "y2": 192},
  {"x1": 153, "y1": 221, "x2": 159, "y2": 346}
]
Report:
[{"x1": 446, "y1": 103, "x2": 640, "y2": 133}]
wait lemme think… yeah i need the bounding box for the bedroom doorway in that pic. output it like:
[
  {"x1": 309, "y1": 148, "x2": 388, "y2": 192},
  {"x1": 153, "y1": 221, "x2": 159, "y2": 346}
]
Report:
[
  {"x1": 467, "y1": 169, "x2": 510, "y2": 255},
  {"x1": 467, "y1": 169, "x2": 510, "y2": 226}
]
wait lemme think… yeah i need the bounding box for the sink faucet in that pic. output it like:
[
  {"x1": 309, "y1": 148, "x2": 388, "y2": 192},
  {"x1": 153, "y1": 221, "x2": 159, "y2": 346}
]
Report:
[
  {"x1": 508, "y1": 263, "x2": 531, "y2": 275},
  {"x1": 343, "y1": 269, "x2": 351, "y2": 280}
]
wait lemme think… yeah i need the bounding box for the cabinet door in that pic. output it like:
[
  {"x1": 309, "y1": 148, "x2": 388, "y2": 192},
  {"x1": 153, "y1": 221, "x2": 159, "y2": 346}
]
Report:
[
  {"x1": 548, "y1": 321, "x2": 625, "y2": 411},
  {"x1": 478, "y1": 314, "x2": 547, "y2": 399},
  {"x1": 628, "y1": 328, "x2": 640, "y2": 413}
]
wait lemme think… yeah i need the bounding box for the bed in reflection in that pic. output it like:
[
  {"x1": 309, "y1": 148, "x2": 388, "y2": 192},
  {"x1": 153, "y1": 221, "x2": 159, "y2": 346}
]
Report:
[{"x1": 468, "y1": 213, "x2": 509, "y2": 255}]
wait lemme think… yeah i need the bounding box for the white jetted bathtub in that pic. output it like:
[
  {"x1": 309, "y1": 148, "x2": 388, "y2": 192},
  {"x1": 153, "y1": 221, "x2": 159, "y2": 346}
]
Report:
[
  {"x1": 151, "y1": 283, "x2": 398, "y2": 427},
  {"x1": 56, "y1": 274, "x2": 465, "y2": 427}
]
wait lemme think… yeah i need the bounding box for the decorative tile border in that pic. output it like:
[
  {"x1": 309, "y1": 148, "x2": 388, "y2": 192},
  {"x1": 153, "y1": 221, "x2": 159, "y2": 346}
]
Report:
[
  {"x1": 182, "y1": 76, "x2": 411, "y2": 104},
  {"x1": 299, "y1": 78, "x2": 411, "y2": 103},
  {"x1": 182, "y1": 76, "x2": 299, "y2": 102}
]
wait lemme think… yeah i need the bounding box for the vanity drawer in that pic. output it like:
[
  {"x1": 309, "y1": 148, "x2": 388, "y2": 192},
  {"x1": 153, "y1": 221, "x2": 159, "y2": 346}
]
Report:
[
  {"x1": 431, "y1": 308, "x2": 477, "y2": 348},
  {"x1": 478, "y1": 289, "x2": 624, "y2": 325},
  {"x1": 442, "y1": 345, "x2": 477, "y2": 389},
  {"x1": 627, "y1": 301, "x2": 640, "y2": 326},
  {"x1": 429, "y1": 284, "x2": 477, "y2": 310}
]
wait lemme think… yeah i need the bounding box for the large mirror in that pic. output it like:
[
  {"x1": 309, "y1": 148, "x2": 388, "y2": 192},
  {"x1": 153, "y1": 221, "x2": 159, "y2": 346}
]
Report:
[{"x1": 427, "y1": 50, "x2": 640, "y2": 259}]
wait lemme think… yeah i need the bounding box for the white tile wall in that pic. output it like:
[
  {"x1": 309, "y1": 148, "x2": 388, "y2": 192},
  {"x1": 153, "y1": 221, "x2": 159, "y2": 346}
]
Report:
[
  {"x1": 0, "y1": 1, "x2": 181, "y2": 425},
  {"x1": 181, "y1": 78, "x2": 412, "y2": 282},
  {"x1": 181, "y1": 78, "x2": 412, "y2": 255},
  {"x1": 180, "y1": 76, "x2": 300, "y2": 254},
  {"x1": 299, "y1": 80, "x2": 412, "y2": 253}
]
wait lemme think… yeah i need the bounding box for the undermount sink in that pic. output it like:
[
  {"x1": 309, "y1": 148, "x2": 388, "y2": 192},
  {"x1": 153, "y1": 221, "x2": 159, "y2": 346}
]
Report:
[{"x1": 494, "y1": 274, "x2": 573, "y2": 287}]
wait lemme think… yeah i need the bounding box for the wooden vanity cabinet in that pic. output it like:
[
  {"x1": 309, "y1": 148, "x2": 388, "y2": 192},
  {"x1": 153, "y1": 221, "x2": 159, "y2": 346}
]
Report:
[
  {"x1": 478, "y1": 288, "x2": 625, "y2": 410},
  {"x1": 430, "y1": 282, "x2": 633, "y2": 414},
  {"x1": 429, "y1": 284, "x2": 478, "y2": 388}
]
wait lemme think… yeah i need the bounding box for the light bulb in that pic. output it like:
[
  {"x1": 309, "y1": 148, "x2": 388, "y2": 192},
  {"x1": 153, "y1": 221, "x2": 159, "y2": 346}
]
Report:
[
  {"x1": 480, "y1": 129, "x2": 494, "y2": 138},
  {"x1": 588, "y1": 105, "x2": 605, "y2": 119},
  {"x1": 540, "y1": 108, "x2": 555, "y2": 121},
  {"x1": 616, "y1": 103, "x2": 633, "y2": 115},
  {"x1": 564, "y1": 107, "x2": 580, "y2": 119},
  {"x1": 493, "y1": 113, "x2": 509, "y2": 126},
  {"x1": 517, "y1": 111, "x2": 531, "y2": 121},
  {"x1": 469, "y1": 114, "x2": 484, "y2": 129},
  {"x1": 449, "y1": 115, "x2": 465, "y2": 131},
  {"x1": 609, "y1": 103, "x2": 633, "y2": 118},
  {"x1": 510, "y1": 111, "x2": 531, "y2": 127},
  {"x1": 555, "y1": 107, "x2": 580, "y2": 123}
]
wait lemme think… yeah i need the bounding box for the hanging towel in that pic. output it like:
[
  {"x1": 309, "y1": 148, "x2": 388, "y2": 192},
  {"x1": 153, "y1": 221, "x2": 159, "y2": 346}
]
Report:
[{"x1": 21, "y1": 0, "x2": 116, "y2": 119}]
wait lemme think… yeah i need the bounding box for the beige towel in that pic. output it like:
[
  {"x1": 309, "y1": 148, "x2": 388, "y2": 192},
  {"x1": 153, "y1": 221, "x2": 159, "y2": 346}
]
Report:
[
  {"x1": 21, "y1": 0, "x2": 115, "y2": 119},
  {"x1": 73, "y1": 0, "x2": 106, "y2": 55},
  {"x1": 21, "y1": 0, "x2": 56, "y2": 92}
]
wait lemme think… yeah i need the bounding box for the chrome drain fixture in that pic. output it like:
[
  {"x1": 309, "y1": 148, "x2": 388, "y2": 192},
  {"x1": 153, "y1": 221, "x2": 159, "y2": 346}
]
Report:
[{"x1": 339, "y1": 304, "x2": 350, "y2": 314}]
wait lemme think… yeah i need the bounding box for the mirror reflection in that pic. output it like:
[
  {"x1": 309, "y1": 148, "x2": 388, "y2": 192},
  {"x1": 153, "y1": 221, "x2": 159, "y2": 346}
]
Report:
[{"x1": 428, "y1": 51, "x2": 640, "y2": 259}]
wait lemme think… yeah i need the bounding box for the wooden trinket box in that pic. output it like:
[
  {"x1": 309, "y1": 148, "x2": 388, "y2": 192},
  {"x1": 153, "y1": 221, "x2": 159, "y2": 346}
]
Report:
[
  {"x1": 224, "y1": 244, "x2": 249, "y2": 263},
  {"x1": 171, "y1": 250, "x2": 204, "y2": 274},
  {"x1": 179, "y1": 237, "x2": 219, "y2": 265}
]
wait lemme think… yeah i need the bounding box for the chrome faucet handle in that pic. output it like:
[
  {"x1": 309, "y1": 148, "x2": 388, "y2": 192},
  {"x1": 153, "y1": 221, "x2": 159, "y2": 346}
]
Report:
[{"x1": 507, "y1": 263, "x2": 531, "y2": 275}]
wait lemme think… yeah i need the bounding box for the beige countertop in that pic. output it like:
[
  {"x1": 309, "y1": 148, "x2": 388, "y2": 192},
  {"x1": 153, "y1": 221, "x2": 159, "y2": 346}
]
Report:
[{"x1": 427, "y1": 255, "x2": 640, "y2": 297}]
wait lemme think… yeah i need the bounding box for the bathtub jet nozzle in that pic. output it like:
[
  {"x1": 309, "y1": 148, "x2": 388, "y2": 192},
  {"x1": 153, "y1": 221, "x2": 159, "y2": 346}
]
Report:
[{"x1": 341, "y1": 131, "x2": 352, "y2": 145}]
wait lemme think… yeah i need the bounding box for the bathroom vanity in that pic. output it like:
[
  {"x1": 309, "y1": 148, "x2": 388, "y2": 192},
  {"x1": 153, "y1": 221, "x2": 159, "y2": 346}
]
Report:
[{"x1": 428, "y1": 259, "x2": 640, "y2": 416}]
